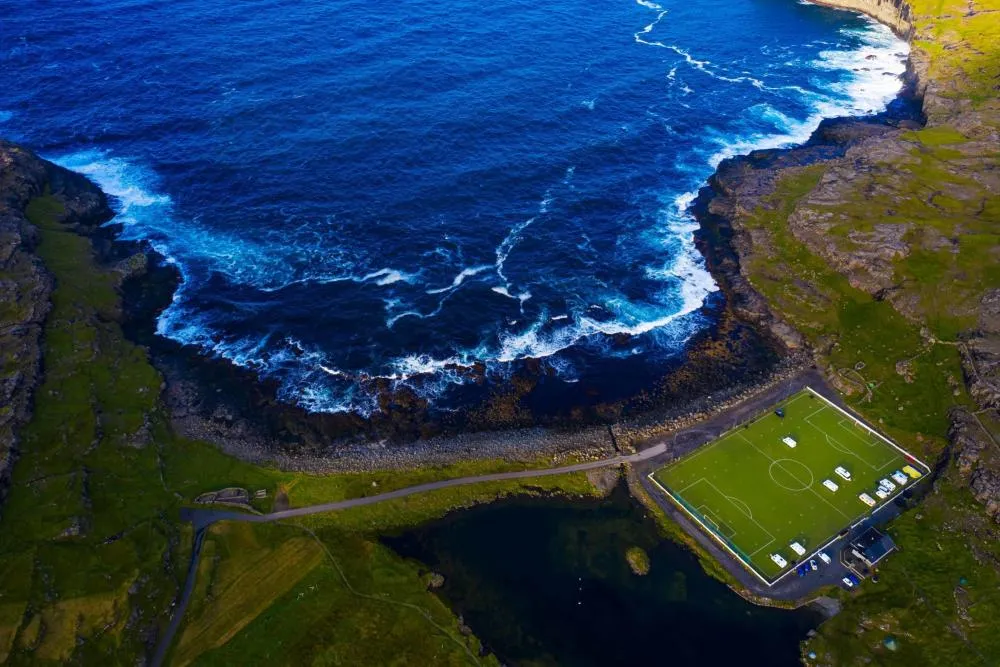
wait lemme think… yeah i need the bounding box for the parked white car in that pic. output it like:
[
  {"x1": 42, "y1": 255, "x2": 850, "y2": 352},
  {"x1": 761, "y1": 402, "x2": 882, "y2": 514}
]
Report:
[
  {"x1": 842, "y1": 576, "x2": 855, "y2": 588},
  {"x1": 771, "y1": 553, "x2": 788, "y2": 568},
  {"x1": 818, "y1": 551, "x2": 832, "y2": 565}
]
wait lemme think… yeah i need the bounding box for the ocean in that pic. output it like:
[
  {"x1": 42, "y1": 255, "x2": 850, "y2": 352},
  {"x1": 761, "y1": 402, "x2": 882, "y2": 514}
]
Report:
[{"x1": 0, "y1": 0, "x2": 907, "y2": 416}]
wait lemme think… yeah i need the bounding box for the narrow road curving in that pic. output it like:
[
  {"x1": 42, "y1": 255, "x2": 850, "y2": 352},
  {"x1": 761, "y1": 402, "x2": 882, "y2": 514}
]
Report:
[
  {"x1": 190, "y1": 444, "x2": 667, "y2": 530},
  {"x1": 153, "y1": 444, "x2": 667, "y2": 666}
]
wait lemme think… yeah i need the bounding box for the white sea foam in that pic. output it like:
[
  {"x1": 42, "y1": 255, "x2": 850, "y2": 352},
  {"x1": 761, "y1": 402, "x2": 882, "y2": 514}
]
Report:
[
  {"x1": 425, "y1": 264, "x2": 492, "y2": 294},
  {"x1": 55, "y1": 151, "x2": 172, "y2": 214},
  {"x1": 495, "y1": 191, "x2": 552, "y2": 290},
  {"x1": 51, "y1": 150, "x2": 369, "y2": 300},
  {"x1": 704, "y1": 20, "x2": 907, "y2": 167},
  {"x1": 361, "y1": 267, "x2": 416, "y2": 286},
  {"x1": 44, "y1": 6, "x2": 909, "y2": 417}
]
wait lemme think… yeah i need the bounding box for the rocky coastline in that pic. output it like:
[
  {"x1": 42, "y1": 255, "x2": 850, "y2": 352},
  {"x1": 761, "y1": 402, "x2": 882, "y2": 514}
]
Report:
[
  {"x1": 0, "y1": 136, "x2": 797, "y2": 477},
  {"x1": 0, "y1": 140, "x2": 115, "y2": 512},
  {"x1": 3, "y1": 0, "x2": 996, "y2": 486},
  {"x1": 691, "y1": 0, "x2": 1000, "y2": 522}
]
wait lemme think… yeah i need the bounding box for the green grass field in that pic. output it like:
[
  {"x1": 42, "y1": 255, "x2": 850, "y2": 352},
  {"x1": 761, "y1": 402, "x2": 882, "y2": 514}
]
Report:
[{"x1": 650, "y1": 388, "x2": 928, "y2": 583}]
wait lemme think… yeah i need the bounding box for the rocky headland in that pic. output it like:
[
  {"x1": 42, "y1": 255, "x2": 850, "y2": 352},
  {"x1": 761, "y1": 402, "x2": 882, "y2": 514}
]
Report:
[
  {"x1": 694, "y1": 0, "x2": 1000, "y2": 518},
  {"x1": 0, "y1": 140, "x2": 114, "y2": 511}
]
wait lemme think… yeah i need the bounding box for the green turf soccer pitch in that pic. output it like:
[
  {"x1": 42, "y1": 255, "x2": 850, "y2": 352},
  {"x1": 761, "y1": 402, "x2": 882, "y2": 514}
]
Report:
[{"x1": 649, "y1": 387, "x2": 929, "y2": 584}]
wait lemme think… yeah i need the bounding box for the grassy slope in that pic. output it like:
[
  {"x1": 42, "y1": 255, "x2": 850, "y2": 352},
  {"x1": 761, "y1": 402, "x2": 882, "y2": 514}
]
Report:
[
  {"x1": 748, "y1": 171, "x2": 1000, "y2": 663},
  {"x1": 171, "y1": 472, "x2": 600, "y2": 666},
  {"x1": 739, "y1": 158, "x2": 1000, "y2": 661},
  {"x1": 0, "y1": 193, "x2": 598, "y2": 665},
  {"x1": 730, "y1": 49, "x2": 1000, "y2": 660}
]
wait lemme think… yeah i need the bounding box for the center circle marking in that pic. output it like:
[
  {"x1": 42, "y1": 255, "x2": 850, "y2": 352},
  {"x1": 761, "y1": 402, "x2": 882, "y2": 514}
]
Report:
[{"x1": 769, "y1": 458, "x2": 814, "y2": 492}]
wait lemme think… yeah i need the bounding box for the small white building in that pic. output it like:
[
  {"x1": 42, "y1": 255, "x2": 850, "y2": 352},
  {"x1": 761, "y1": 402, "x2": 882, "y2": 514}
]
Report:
[
  {"x1": 782, "y1": 436, "x2": 797, "y2": 448},
  {"x1": 789, "y1": 541, "x2": 806, "y2": 556},
  {"x1": 822, "y1": 479, "x2": 839, "y2": 492},
  {"x1": 835, "y1": 466, "x2": 852, "y2": 481}
]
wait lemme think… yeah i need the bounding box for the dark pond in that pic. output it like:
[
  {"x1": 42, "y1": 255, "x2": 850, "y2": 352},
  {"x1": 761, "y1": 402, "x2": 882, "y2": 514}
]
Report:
[{"x1": 386, "y1": 486, "x2": 820, "y2": 666}]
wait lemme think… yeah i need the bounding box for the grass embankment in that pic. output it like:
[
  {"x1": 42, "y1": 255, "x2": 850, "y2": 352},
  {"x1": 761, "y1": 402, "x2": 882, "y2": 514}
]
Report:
[
  {"x1": 737, "y1": 154, "x2": 1000, "y2": 663},
  {"x1": 0, "y1": 193, "x2": 600, "y2": 665},
  {"x1": 173, "y1": 523, "x2": 498, "y2": 667},
  {"x1": 172, "y1": 472, "x2": 601, "y2": 665}
]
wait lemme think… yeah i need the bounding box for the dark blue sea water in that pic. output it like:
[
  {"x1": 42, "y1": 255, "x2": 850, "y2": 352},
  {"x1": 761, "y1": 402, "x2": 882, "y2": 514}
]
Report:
[{"x1": 0, "y1": 0, "x2": 906, "y2": 415}]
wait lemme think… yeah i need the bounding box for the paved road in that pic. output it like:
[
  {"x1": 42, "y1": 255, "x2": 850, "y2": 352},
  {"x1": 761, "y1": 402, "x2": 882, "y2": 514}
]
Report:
[
  {"x1": 187, "y1": 444, "x2": 668, "y2": 530},
  {"x1": 153, "y1": 444, "x2": 667, "y2": 666},
  {"x1": 154, "y1": 367, "x2": 849, "y2": 663}
]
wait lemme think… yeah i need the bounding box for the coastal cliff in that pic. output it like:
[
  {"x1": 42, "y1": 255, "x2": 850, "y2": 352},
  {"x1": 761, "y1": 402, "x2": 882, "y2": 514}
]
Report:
[
  {"x1": 0, "y1": 141, "x2": 112, "y2": 510},
  {"x1": 814, "y1": 0, "x2": 914, "y2": 37},
  {"x1": 692, "y1": 0, "x2": 1000, "y2": 661}
]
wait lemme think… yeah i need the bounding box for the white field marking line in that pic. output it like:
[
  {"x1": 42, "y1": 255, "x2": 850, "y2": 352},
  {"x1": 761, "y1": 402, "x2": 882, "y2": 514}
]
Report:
[
  {"x1": 678, "y1": 478, "x2": 705, "y2": 495},
  {"x1": 747, "y1": 537, "x2": 777, "y2": 559},
  {"x1": 800, "y1": 404, "x2": 830, "y2": 423},
  {"x1": 647, "y1": 473, "x2": 776, "y2": 587},
  {"x1": 737, "y1": 433, "x2": 813, "y2": 489},
  {"x1": 766, "y1": 459, "x2": 814, "y2": 492},
  {"x1": 815, "y1": 427, "x2": 881, "y2": 470},
  {"x1": 664, "y1": 428, "x2": 741, "y2": 470},
  {"x1": 700, "y1": 478, "x2": 775, "y2": 549},
  {"x1": 818, "y1": 426, "x2": 895, "y2": 472},
  {"x1": 726, "y1": 495, "x2": 754, "y2": 520},
  {"x1": 696, "y1": 504, "x2": 720, "y2": 530},
  {"x1": 739, "y1": 432, "x2": 853, "y2": 524},
  {"x1": 804, "y1": 386, "x2": 931, "y2": 472},
  {"x1": 835, "y1": 418, "x2": 883, "y2": 450},
  {"x1": 731, "y1": 391, "x2": 814, "y2": 438},
  {"x1": 664, "y1": 391, "x2": 815, "y2": 472},
  {"x1": 833, "y1": 418, "x2": 899, "y2": 471},
  {"x1": 696, "y1": 503, "x2": 739, "y2": 539}
]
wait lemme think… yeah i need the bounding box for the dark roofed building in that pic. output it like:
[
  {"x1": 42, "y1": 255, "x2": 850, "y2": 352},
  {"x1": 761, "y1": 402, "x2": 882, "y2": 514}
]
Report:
[{"x1": 850, "y1": 528, "x2": 896, "y2": 567}]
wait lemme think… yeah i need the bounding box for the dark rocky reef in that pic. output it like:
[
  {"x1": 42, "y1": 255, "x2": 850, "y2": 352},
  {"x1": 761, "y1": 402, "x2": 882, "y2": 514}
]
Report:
[
  {"x1": 0, "y1": 140, "x2": 113, "y2": 510},
  {"x1": 119, "y1": 220, "x2": 786, "y2": 470}
]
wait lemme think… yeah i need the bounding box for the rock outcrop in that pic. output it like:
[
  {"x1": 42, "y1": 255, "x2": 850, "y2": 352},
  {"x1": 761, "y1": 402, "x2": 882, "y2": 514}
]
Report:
[
  {"x1": 951, "y1": 407, "x2": 1000, "y2": 521},
  {"x1": 0, "y1": 141, "x2": 111, "y2": 510},
  {"x1": 813, "y1": 0, "x2": 914, "y2": 37},
  {"x1": 693, "y1": 0, "x2": 1000, "y2": 523},
  {"x1": 963, "y1": 289, "x2": 1000, "y2": 411}
]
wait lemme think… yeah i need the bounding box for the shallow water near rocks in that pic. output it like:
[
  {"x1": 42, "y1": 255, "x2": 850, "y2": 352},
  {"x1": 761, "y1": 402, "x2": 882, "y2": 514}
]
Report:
[{"x1": 387, "y1": 487, "x2": 820, "y2": 666}]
